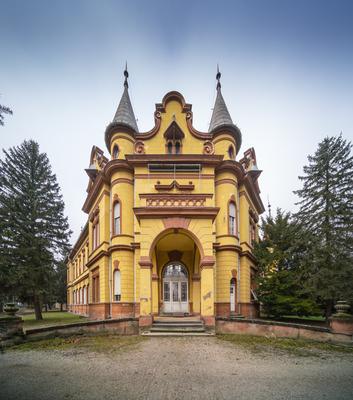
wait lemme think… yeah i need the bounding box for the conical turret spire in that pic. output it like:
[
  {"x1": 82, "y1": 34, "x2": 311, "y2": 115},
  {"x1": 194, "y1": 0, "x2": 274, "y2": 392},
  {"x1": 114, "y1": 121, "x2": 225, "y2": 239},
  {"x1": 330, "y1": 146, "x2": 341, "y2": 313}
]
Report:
[
  {"x1": 112, "y1": 63, "x2": 138, "y2": 132},
  {"x1": 209, "y1": 66, "x2": 234, "y2": 132}
]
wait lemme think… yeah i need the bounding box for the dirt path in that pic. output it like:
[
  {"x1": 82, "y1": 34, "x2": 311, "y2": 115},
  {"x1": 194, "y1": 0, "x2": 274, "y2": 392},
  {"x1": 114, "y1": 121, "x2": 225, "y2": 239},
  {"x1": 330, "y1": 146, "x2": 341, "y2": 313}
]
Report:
[{"x1": 1, "y1": 337, "x2": 353, "y2": 400}]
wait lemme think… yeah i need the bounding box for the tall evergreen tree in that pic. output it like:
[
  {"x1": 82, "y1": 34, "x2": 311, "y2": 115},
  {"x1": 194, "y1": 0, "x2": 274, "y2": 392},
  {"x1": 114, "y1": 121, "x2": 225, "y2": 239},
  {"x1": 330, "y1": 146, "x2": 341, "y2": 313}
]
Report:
[
  {"x1": 294, "y1": 135, "x2": 353, "y2": 318},
  {"x1": 0, "y1": 103, "x2": 13, "y2": 126},
  {"x1": 0, "y1": 140, "x2": 71, "y2": 319},
  {"x1": 254, "y1": 209, "x2": 318, "y2": 318}
]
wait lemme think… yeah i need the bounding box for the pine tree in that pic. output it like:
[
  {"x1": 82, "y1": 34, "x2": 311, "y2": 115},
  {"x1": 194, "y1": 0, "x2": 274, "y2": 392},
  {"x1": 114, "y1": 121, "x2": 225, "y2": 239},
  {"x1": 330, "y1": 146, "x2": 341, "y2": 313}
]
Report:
[
  {"x1": 0, "y1": 104, "x2": 13, "y2": 126},
  {"x1": 0, "y1": 140, "x2": 71, "y2": 319},
  {"x1": 294, "y1": 135, "x2": 353, "y2": 318},
  {"x1": 254, "y1": 209, "x2": 318, "y2": 318}
]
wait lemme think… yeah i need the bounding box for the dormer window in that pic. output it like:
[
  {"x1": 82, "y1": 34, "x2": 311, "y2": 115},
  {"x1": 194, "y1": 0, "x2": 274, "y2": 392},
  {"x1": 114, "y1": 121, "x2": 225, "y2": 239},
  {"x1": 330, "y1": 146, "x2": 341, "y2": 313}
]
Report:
[
  {"x1": 113, "y1": 145, "x2": 119, "y2": 159},
  {"x1": 164, "y1": 121, "x2": 184, "y2": 154}
]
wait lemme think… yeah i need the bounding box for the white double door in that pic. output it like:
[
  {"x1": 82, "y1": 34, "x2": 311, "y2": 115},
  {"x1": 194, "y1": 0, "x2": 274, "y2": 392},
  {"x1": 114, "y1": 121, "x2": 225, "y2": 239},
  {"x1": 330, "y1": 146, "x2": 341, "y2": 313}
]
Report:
[{"x1": 163, "y1": 279, "x2": 188, "y2": 313}]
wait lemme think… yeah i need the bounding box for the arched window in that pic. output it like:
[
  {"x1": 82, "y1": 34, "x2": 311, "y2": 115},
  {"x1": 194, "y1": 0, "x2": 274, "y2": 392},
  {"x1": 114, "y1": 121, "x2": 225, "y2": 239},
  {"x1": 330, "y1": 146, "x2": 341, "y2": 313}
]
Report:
[
  {"x1": 114, "y1": 270, "x2": 121, "y2": 301},
  {"x1": 112, "y1": 145, "x2": 119, "y2": 159},
  {"x1": 229, "y1": 201, "x2": 236, "y2": 235},
  {"x1": 163, "y1": 263, "x2": 188, "y2": 278},
  {"x1": 113, "y1": 201, "x2": 121, "y2": 235},
  {"x1": 164, "y1": 121, "x2": 184, "y2": 154},
  {"x1": 228, "y1": 145, "x2": 235, "y2": 160}
]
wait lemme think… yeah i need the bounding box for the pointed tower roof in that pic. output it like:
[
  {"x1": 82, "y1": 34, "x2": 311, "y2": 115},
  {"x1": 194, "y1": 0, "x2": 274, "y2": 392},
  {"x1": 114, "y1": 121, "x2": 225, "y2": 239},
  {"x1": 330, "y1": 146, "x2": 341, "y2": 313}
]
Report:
[
  {"x1": 208, "y1": 67, "x2": 242, "y2": 150},
  {"x1": 112, "y1": 64, "x2": 138, "y2": 132}
]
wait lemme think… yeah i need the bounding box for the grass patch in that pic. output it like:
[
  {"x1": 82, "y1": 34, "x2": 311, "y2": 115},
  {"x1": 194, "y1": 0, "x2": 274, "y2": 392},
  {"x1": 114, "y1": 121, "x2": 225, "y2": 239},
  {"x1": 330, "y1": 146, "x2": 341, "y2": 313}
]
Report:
[
  {"x1": 9, "y1": 333, "x2": 145, "y2": 353},
  {"x1": 281, "y1": 315, "x2": 325, "y2": 322},
  {"x1": 22, "y1": 312, "x2": 87, "y2": 330},
  {"x1": 218, "y1": 334, "x2": 353, "y2": 357}
]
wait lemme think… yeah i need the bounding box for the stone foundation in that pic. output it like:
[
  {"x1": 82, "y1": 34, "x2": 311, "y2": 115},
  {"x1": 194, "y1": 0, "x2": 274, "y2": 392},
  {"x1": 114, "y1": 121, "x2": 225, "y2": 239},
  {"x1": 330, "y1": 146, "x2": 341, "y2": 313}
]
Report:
[
  {"x1": 215, "y1": 303, "x2": 230, "y2": 317},
  {"x1": 111, "y1": 303, "x2": 135, "y2": 318},
  {"x1": 330, "y1": 316, "x2": 353, "y2": 335},
  {"x1": 25, "y1": 318, "x2": 139, "y2": 341},
  {"x1": 139, "y1": 315, "x2": 153, "y2": 329},
  {"x1": 239, "y1": 302, "x2": 260, "y2": 318},
  {"x1": 216, "y1": 318, "x2": 353, "y2": 344}
]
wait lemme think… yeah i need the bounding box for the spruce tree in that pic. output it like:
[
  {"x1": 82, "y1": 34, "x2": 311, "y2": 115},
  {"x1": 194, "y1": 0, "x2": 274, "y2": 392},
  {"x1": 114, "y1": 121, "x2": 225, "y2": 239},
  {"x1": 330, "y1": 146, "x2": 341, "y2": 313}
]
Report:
[
  {"x1": 0, "y1": 140, "x2": 71, "y2": 319},
  {"x1": 254, "y1": 209, "x2": 318, "y2": 318},
  {"x1": 0, "y1": 103, "x2": 13, "y2": 126},
  {"x1": 294, "y1": 135, "x2": 353, "y2": 318}
]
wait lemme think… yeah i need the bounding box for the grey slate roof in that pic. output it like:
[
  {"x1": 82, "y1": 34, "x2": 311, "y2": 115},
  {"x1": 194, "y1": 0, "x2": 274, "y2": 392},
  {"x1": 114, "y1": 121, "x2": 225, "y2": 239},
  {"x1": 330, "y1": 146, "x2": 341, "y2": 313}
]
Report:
[
  {"x1": 208, "y1": 88, "x2": 234, "y2": 132},
  {"x1": 113, "y1": 86, "x2": 139, "y2": 132}
]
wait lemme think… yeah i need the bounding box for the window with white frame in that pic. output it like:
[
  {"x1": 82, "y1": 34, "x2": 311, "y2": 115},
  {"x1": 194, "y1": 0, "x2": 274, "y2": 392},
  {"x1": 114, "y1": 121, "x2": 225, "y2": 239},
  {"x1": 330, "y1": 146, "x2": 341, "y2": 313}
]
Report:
[
  {"x1": 229, "y1": 202, "x2": 236, "y2": 235},
  {"x1": 114, "y1": 270, "x2": 121, "y2": 301},
  {"x1": 113, "y1": 202, "x2": 121, "y2": 235}
]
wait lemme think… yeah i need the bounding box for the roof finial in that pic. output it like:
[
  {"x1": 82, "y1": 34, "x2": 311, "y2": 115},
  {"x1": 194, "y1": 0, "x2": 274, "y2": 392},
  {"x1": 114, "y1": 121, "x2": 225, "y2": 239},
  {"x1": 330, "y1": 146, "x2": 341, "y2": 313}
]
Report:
[
  {"x1": 216, "y1": 64, "x2": 221, "y2": 91},
  {"x1": 123, "y1": 61, "x2": 129, "y2": 89}
]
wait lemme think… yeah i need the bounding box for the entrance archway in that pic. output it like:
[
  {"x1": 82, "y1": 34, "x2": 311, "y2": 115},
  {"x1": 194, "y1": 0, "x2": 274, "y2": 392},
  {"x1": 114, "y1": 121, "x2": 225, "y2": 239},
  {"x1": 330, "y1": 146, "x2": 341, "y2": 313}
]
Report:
[
  {"x1": 149, "y1": 229, "x2": 202, "y2": 316},
  {"x1": 162, "y1": 262, "x2": 188, "y2": 313}
]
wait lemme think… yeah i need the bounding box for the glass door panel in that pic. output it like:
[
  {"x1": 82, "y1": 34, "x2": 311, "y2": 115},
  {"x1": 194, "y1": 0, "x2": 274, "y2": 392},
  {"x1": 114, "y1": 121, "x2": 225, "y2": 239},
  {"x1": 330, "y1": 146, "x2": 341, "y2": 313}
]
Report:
[
  {"x1": 172, "y1": 282, "x2": 179, "y2": 302},
  {"x1": 163, "y1": 282, "x2": 170, "y2": 302},
  {"x1": 181, "y1": 281, "x2": 187, "y2": 302}
]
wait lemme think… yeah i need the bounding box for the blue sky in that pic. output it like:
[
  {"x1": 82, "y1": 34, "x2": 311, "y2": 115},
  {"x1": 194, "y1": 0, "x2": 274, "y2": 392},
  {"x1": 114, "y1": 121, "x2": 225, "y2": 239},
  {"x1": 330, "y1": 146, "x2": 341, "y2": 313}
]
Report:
[{"x1": 1, "y1": 0, "x2": 353, "y2": 242}]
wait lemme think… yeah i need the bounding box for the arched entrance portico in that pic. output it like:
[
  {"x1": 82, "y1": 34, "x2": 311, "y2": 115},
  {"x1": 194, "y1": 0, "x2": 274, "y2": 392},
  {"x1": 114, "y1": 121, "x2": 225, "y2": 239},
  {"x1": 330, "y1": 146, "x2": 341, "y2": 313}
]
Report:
[{"x1": 150, "y1": 229, "x2": 202, "y2": 316}]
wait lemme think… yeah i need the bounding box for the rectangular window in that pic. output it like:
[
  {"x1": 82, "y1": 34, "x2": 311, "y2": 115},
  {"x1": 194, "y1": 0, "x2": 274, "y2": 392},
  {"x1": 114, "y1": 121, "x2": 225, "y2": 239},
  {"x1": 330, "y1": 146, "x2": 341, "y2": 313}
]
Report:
[
  {"x1": 92, "y1": 221, "x2": 100, "y2": 250},
  {"x1": 148, "y1": 163, "x2": 201, "y2": 173},
  {"x1": 114, "y1": 202, "x2": 121, "y2": 235},
  {"x1": 114, "y1": 270, "x2": 121, "y2": 301},
  {"x1": 92, "y1": 274, "x2": 100, "y2": 303}
]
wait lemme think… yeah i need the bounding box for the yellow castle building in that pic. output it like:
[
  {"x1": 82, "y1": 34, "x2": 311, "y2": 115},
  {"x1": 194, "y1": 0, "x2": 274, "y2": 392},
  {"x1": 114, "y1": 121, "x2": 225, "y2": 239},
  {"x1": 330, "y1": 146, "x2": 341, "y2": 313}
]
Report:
[{"x1": 67, "y1": 68, "x2": 264, "y2": 330}]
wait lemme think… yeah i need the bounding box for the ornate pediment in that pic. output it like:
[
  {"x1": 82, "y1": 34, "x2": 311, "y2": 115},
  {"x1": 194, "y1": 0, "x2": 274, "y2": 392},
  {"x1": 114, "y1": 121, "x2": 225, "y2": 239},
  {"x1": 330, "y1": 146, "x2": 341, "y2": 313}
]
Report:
[{"x1": 155, "y1": 180, "x2": 194, "y2": 192}]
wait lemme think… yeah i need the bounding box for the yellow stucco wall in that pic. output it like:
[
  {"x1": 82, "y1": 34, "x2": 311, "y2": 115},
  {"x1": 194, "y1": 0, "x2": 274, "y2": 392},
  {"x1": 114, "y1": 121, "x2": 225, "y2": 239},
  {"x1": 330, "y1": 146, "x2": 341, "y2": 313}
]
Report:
[{"x1": 67, "y1": 90, "x2": 263, "y2": 320}]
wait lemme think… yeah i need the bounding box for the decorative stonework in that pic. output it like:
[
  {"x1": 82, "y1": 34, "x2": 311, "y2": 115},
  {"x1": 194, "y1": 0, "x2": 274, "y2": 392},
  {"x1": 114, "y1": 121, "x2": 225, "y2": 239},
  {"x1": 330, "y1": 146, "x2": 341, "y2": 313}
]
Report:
[
  {"x1": 203, "y1": 141, "x2": 215, "y2": 155},
  {"x1": 134, "y1": 141, "x2": 145, "y2": 154},
  {"x1": 144, "y1": 195, "x2": 208, "y2": 208},
  {"x1": 155, "y1": 180, "x2": 194, "y2": 192}
]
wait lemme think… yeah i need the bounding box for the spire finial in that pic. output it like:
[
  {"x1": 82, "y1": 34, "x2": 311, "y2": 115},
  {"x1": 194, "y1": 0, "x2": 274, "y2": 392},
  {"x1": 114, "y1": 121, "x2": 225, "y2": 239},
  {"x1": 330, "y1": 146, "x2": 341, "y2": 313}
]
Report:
[
  {"x1": 123, "y1": 61, "x2": 129, "y2": 89},
  {"x1": 216, "y1": 64, "x2": 221, "y2": 91}
]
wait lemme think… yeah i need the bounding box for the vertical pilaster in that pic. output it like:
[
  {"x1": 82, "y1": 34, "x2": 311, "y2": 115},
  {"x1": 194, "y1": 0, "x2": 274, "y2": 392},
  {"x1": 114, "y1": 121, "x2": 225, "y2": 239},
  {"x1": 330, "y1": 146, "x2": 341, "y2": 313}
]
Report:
[
  {"x1": 139, "y1": 257, "x2": 153, "y2": 327},
  {"x1": 200, "y1": 256, "x2": 215, "y2": 328}
]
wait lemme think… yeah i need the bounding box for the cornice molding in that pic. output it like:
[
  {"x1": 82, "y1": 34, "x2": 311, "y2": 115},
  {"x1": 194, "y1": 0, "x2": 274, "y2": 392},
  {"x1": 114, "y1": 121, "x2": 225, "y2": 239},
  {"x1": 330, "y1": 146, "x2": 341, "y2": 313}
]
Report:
[
  {"x1": 125, "y1": 154, "x2": 223, "y2": 166},
  {"x1": 133, "y1": 206, "x2": 219, "y2": 222}
]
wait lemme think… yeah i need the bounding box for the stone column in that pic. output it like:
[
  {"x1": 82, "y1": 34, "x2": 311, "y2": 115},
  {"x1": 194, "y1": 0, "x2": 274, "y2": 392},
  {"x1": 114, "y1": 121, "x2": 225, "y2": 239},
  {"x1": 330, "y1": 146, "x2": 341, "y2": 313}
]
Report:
[
  {"x1": 0, "y1": 315, "x2": 24, "y2": 347},
  {"x1": 329, "y1": 301, "x2": 353, "y2": 335}
]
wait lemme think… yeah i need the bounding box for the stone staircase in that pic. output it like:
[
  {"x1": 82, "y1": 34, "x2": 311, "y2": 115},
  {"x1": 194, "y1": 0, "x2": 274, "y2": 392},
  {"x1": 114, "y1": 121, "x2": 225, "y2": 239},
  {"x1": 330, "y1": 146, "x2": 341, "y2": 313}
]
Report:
[{"x1": 142, "y1": 317, "x2": 214, "y2": 336}]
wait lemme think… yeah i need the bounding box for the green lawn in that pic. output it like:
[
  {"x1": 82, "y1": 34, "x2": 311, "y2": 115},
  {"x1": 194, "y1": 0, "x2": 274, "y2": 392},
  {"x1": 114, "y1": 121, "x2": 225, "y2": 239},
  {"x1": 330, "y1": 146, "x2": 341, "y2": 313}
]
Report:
[
  {"x1": 22, "y1": 311, "x2": 88, "y2": 330},
  {"x1": 281, "y1": 315, "x2": 325, "y2": 322},
  {"x1": 9, "y1": 333, "x2": 144, "y2": 353},
  {"x1": 218, "y1": 334, "x2": 353, "y2": 357}
]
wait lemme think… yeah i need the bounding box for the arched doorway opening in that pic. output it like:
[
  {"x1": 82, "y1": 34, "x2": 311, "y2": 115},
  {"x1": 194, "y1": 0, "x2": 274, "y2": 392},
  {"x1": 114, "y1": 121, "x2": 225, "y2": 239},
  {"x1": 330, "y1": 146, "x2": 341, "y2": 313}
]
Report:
[
  {"x1": 150, "y1": 229, "x2": 202, "y2": 316},
  {"x1": 162, "y1": 262, "x2": 189, "y2": 313}
]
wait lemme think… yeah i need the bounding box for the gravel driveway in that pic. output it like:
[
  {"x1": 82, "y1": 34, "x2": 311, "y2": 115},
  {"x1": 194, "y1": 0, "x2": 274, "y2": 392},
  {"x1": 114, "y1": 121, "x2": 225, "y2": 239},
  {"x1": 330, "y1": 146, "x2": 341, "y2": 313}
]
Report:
[{"x1": 1, "y1": 337, "x2": 353, "y2": 400}]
